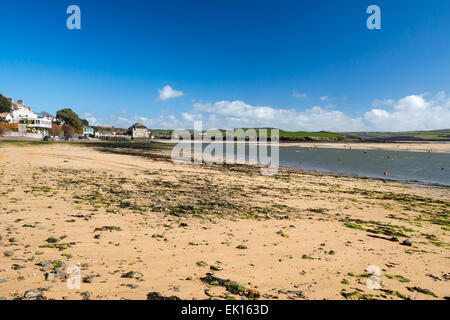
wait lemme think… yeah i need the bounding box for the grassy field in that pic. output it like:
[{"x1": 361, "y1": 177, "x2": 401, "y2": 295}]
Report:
[
  {"x1": 152, "y1": 128, "x2": 347, "y2": 140},
  {"x1": 278, "y1": 130, "x2": 342, "y2": 139},
  {"x1": 346, "y1": 129, "x2": 450, "y2": 141},
  {"x1": 0, "y1": 140, "x2": 49, "y2": 147},
  {"x1": 156, "y1": 128, "x2": 449, "y2": 141}
]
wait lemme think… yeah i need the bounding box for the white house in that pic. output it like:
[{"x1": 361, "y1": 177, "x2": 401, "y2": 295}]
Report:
[
  {"x1": 28, "y1": 117, "x2": 53, "y2": 129},
  {"x1": 5, "y1": 99, "x2": 52, "y2": 135},
  {"x1": 83, "y1": 125, "x2": 94, "y2": 136},
  {"x1": 9, "y1": 100, "x2": 38, "y2": 121}
]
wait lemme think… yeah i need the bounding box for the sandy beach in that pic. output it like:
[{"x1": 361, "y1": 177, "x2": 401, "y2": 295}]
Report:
[
  {"x1": 281, "y1": 141, "x2": 450, "y2": 153},
  {"x1": 0, "y1": 141, "x2": 448, "y2": 300}
]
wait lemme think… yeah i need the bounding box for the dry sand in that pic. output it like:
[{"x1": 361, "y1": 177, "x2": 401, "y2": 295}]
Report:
[{"x1": 0, "y1": 142, "x2": 448, "y2": 300}]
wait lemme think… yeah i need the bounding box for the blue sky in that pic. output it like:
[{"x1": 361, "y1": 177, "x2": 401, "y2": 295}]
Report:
[{"x1": 1, "y1": 0, "x2": 449, "y2": 131}]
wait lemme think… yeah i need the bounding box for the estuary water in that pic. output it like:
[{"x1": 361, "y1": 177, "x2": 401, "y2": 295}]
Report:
[
  {"x1": 280, "y1": 146, "x2": 449, "y2": 186},
  {"x1": 183, "y1": 142, "x2": 450, "y2": 186}
]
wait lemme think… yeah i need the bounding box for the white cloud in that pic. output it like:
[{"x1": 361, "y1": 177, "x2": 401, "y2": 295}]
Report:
[
  {"x1": 364, "y1": 93, "x2": 450, "y2": 131},
  {"x1": 184, "y1": 100, "x2": 365, "y2": 131},
  {"x1": 372, "y1": 99, "x2": 394, "y2": 107},
  {"x1": 84, "y1": 92, "x2": 450, "y2": 132},
  {"x1": 156, "y1": 85, "x2": 184, "y2": 102},
  {"x1": 83, "y1": 112, "x2": 97, "y2": 125},
  {"x1": 292, "y1": 91, "x2": 307, "y2": 98},
  {"x1": 117, "y1": 117, "x2": 132, "y2": 123},
  {"x1": 177, "y1": 92, "x2": 450, "y2": 131}
]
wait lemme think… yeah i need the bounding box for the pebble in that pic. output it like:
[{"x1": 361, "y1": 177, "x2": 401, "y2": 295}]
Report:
[
  {"x1": 45, "y1": 272, "x2": 58, "y2": 281},
  {"x1": 23, "y1": 223, "x2": 36, "y2": 228},
  {"x1": 210, "y1": 265, "x2": 223, "y2": 271},
  {"x1": 81, "y1": 291, "x2": 90, "y2": 300},
  {"x1": 46, "y1": 237, "x2": 59, "y2": 243},
  {"x1": 402, "y1": 239, "x2": 412, "y2": 246},
  {"x1": 121, "y1": 271, "x2": 143, "y2": 279},
  {"x1": 36, "y1": 260, "x2": 52, "y2": 267},
  {"x1": 24, "y1": 290, "x2": 43, "y2": 300},
  {"x1": 11, "y1": 264, "x2": 25, "y2": 270}
]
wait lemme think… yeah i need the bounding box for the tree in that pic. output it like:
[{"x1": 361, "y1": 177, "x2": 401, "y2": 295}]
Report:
[
  {"x1": 0, "y1": 93, "x2": 11, "y2": 113},
  {"x1": 81, "y1": 119, "x2": 89, "y2": 127},
  {"x1": 38, "y1": 111, "x2": 53, "y2": 118},
  {"x1": 56, "y1": 108, "x2": 82, "y2": 131}
]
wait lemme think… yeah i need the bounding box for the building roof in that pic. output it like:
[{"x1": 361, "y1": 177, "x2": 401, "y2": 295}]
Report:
[
  {"x1": 128, "y1": 123, "x2": 148, "y2": 130},
  {"x1": 0, "y1": 112, "x2": 9, "y2": 118},
  {"x1": 129, "y1": 122, "x2": 148, "y2": 129},
  {"x1": 126, "y1": 123, "x2": 149, "y2": 136}
]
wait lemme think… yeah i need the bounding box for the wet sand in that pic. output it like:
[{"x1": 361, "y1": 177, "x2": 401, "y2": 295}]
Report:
[
  {"x1": 0, "y1": 142, "x2": 449, "y2": 300},
  {"x1": 155, "y1": 139, "x2": 450, "y2": 153},
  {"x1": 279, "y1": 142, "x2": 450, "y2": 153}
]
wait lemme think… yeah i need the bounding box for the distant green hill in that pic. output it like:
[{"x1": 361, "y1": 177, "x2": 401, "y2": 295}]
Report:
[
  {"x1": 215, "y1": 128, "x2": 345, "y2": 139},
  {"x1": 278, "y1": 130, "x2": 342, "y2": 139},
  {"x1": 344, "y1": 129, "x2": 450, "y2": 141},
  {"x1": 152, "y1": 128, "x2": 357, "y2": 141}
]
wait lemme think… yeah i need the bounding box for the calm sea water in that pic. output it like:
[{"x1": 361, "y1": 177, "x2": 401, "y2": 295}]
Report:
[
  {"x1": 186, "y1": 143, "x2": 450, "y2": 186},
  {"x1": 280, "y1": 147, "x2": 449, "y2": 186}
]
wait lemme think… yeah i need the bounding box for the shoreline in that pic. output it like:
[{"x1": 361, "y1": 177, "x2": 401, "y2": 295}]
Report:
[
  {"x1": 2, "y1": 137, "x2": 449, "y2": 153},
  {"x1": 275, "y1": 164, "x2": 450, "y2": 189},
  {"x1": 154, "y1": 140, "x2": 450, "y2": 186},
  {"x1": 2, "y1": 138, "x2": 449, "y2": 186},
  {"x1": 155, "y1": 139, "x2": 450, "y2": 153}
]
